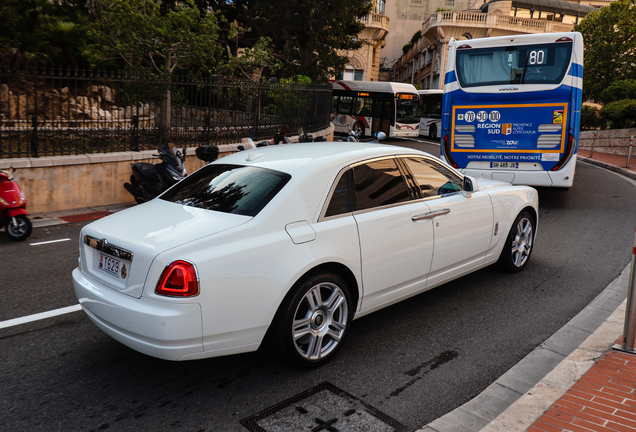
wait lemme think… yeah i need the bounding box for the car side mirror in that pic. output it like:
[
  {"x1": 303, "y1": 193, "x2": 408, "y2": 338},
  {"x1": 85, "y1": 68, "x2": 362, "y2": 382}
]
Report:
[
  {"x1": 375, "y1": 132, "x2": 386, "y2": 141},
  {"x1": 463, "y1": 176, "x2": 474, "y2": 198}
]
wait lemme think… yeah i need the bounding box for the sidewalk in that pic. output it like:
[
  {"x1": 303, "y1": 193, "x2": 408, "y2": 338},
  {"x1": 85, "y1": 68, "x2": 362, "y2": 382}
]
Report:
[{"x1": 25, "y1": 151, "x2": 636, "y2": 432}]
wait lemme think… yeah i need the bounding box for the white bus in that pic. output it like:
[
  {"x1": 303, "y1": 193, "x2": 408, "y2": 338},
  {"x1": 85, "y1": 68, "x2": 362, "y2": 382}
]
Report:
[
  {"x1": 418, "y1": 89, "x2": 443, "y2": 140},
  {"x1": 441, "y1": 32, "x2": 583, "y2": 188},
  {"x1": 331, "y1": 81, "x2": 420, "y2": 139}
]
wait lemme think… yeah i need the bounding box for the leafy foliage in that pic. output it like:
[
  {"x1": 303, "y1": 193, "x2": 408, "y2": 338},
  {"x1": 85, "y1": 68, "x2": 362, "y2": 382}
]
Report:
[
  {"x1": 202, "y1": 0, "x2": 372, "y2": 82},
  {"x1": 0, "y1": 0, "x2": 90, "y2": 68},
  {"x1": 599, "y1": 99, "x2": 636, "y2": 129},
  {"x1": 580, "y1": 105, "x2": 600, "y2": 130},
  {"x1": 85, "y1": 0, "x2": 223, "y2": 77},
  {"x1": 574, "y1": 0, "x2": 636, "y2": 102},
  {"x1": 599, "y1": 79, "x2": 636, "y2": 104}
]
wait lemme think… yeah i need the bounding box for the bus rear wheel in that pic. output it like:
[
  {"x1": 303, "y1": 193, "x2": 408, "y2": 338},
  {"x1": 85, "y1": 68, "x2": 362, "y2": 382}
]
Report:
[{"x1": 429, "y1": 124, "x2": 437, "y2": 140}]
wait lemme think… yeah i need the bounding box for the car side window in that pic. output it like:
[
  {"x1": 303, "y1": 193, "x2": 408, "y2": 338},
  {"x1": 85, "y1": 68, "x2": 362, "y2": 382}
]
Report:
[
  {"x1": 402, "y1": 157, "x2": 463, "y2": 198},
  {"x1": 353, "y1": 158, "x2": 410, "y2": 211},
  {"x1": 324, "y1": 171, "x2": 351, "y2": 217}
]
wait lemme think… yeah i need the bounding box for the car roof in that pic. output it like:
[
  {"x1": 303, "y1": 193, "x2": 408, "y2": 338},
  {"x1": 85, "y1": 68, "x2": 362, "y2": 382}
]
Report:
[{"x1": 214, "y1": 142, "x2": 425, "y2": 177}]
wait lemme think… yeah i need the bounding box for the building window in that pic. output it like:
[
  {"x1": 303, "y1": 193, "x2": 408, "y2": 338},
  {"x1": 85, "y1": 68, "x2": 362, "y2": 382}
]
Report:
[
  {"x1": 354, "y1": 70, "x2": 364, "y2": 81},
  {"x1": 445, "y1": 0, "x2": 455, "y2": 5}
]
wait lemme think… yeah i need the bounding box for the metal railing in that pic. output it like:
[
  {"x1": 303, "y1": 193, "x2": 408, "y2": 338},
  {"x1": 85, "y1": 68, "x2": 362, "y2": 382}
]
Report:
[{"x1": 0, "y1": 67, "x2": 332, "y2": 158}]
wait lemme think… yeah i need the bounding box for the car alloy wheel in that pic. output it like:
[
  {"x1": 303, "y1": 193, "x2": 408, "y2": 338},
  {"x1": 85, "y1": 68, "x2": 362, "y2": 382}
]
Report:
[
  {"x1": 499, "y1": 211, "x2": 534, "y2": 272},
  {"x1": 272, "y1": 272, "x2": 352, "y2": 367}
]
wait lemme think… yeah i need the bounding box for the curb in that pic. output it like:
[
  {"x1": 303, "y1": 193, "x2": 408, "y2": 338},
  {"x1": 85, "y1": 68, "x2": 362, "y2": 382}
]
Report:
[{"x1": 577, "y1": 155, "x2": 636, "y2": 181}]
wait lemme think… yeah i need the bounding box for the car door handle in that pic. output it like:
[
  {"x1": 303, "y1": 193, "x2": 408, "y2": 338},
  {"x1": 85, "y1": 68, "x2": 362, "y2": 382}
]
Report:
[{"x1": 411, "y1": 209, "x2": 451, "y2": 221}]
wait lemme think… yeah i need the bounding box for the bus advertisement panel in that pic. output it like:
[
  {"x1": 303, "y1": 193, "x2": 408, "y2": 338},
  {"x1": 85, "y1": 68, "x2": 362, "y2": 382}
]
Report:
[
  {"x1": 441, "y1": 32, "x2": 583, "y2": 188},
  {"x1": 331, "y1": 81, "x2": 420, "y2": 139}
]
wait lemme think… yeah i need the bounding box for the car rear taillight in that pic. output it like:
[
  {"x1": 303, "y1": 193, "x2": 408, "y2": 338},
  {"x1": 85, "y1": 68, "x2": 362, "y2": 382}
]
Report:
[{"x1": 155, "y1": 260, "x2": 199, "y2": 297}]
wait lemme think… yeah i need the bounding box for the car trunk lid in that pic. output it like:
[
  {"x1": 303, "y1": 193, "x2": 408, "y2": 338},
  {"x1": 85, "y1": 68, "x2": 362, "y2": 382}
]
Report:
[{"x1": 78, "y1": 199, "x2": 250, "y2": 298}]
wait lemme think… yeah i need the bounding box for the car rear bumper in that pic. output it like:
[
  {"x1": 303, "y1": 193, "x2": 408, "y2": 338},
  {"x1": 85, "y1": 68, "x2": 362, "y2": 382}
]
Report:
[{"x1": 73, "y1": 268, "x2": 204, "y2": 361}]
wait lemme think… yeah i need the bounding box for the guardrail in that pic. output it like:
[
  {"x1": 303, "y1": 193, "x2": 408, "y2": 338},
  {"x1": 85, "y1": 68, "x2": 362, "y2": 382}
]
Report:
[{"x1": 0, "y1": 67, "x2": 332, "y2": 158}]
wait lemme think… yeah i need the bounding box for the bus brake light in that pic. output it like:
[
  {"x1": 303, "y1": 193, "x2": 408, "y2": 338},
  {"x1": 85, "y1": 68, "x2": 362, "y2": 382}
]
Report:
[
  {"x1": 555, "y1": 37, "x2": 573, "y2": 42},
  {"x1": 551, "y1": 133, "x2": 575, "y2": 171},
  {"x1": 442, "y1": 134, "x2": 460, "y2": 168},
  {"x1": 457, "y1": 44, "x2": 472, "y2": 50}
]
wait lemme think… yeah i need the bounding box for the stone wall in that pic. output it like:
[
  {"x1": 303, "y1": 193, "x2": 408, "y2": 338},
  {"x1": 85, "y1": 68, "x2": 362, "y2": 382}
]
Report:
[
  {"x1": 0, "y1": 124, "x2": 334, "y2": 214},
  {"x1": 579, "y1": 129, "x2": 636, "y2": 156}
]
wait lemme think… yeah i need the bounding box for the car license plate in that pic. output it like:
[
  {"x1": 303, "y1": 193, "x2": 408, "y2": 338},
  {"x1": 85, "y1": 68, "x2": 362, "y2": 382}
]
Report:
[
  {"x1": 98, "y1": 253, "x2": 121, "y2": 277},
  {"x1": 490, "y1": 162, "x2": 519, "y2": 169}
]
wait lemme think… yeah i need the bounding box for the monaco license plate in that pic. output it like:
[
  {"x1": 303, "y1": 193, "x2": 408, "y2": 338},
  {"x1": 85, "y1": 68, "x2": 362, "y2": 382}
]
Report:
[
  {"x1": 98, "y1": 253, "x2": 121, "y2": 277},
  {"x1": 491, "y1": 162, "x2": 519, "y2": 169}
]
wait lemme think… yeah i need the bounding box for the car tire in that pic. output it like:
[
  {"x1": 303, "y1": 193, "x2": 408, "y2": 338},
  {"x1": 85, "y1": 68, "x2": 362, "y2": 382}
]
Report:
[
  {"x1": 270, "y1": 272, "x2": 352, "y2": 368},
  {"x1": 498, "y1": 210, "x2": 535, "y2": 272}
]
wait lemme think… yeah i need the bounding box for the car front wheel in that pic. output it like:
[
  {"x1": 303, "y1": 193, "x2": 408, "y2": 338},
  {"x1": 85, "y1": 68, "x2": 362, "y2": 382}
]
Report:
[
  {"x1": 272, "y1": 272, "x2": 352, "y2": 368},
  {"x1": 498, "y1": 211, "x2": 535, "y2": 272}
]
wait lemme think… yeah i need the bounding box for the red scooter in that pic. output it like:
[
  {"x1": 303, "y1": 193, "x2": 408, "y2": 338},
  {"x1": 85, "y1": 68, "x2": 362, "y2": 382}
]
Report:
[{"x1": 0, "y1": 170, "x2": 32, "y2": 241}]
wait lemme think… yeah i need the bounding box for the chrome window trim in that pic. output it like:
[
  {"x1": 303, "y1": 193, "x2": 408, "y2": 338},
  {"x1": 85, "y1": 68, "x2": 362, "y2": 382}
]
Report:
[
  {"x1": 84, "y1": 235, "x2": 134, "y2": 261},
  {"x1": 318, "y1": 154, "x2": 466, "y2": 222}
]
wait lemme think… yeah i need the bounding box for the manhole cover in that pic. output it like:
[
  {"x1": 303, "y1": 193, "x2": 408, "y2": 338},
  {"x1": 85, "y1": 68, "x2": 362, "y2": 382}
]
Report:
[{"x1": 241, "y1": 382, "x2": 407, "y2": 432}]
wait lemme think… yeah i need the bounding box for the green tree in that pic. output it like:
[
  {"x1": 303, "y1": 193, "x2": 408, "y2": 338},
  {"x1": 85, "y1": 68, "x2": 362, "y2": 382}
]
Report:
[
  {"x1": 599, "y1": 99, "x2": 636, "y2": 129},
  {"x1": 580, "y1": 105, "x2": 600, "y2": 130},
  {"x1": 0, "y1": 0, "x2": 90, "y2": 67},
  {"x1": 85, "y1": 0, "x2": 223, "y2": 76},
  {"x1": 574, "y1": 0, "x2": 636, "y2": 102},
  {"x1": 85, "y1": 0, "x2": 225, "y2": 128},
  {"x1": 197, "y1": 0, "x2": 373, "y2": 82},
  {"x1": 599, "y1": 79, "x2": 636, "y2": 104}
]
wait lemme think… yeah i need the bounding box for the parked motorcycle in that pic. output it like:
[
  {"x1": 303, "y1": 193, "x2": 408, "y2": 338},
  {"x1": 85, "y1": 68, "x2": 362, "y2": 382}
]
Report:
[
  {"x1": 340, "y1": 123, "x2": 387, "y2": 143},
  {"x1": 124, "y1": 143, "x2": 187, "y2": 204},
  {"x1": 0, "y1": 170, "x2": 32, "y2": 241}
]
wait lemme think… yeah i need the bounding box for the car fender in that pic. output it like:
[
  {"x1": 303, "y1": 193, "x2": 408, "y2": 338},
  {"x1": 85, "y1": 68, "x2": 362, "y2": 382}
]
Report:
[
  {"x1": 146, "y1": 215, "x2": 362, "y2": 356},
  {"x1": 484, "y1": 186, "x2": 539, "y2": 261}
]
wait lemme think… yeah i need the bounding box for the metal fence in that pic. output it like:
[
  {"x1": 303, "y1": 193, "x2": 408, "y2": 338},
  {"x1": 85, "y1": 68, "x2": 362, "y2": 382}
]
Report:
[{"x1": 0, "y1": 67, "x2": 333, "y2": 158}]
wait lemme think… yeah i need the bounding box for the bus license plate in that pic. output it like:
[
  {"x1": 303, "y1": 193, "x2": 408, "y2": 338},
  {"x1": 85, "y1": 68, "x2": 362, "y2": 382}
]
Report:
[
  {"x1": 98, "y1": 253, "x2": 121, "y2": 277},
  {"x1": 491, "y1": 162, "x2": 519, "y2": 169}
]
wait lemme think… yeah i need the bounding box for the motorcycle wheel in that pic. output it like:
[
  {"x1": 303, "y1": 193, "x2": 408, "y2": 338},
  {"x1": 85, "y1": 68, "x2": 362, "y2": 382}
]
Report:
[{"x1": 5, "y1": 215, "x2": 33, "y2": 241}]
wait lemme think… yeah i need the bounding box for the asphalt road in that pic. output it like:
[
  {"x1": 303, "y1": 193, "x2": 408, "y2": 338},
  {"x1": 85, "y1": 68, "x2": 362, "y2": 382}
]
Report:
[{"x1": 2, "y1": 139, "x2": 636, "y2": 432}]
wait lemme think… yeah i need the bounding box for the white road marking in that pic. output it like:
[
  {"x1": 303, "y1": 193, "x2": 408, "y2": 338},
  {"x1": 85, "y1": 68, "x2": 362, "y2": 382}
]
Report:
[
  {"x1": 30, "y1": 238, "x2": 72, "y2": 246},
  {"x1": 0, "y1": 304, "x2": 82, "y2": 329}
]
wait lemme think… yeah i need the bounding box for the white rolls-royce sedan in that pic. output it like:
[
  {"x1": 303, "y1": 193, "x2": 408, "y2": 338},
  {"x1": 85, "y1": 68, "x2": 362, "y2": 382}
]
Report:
[{"x1": 73, "y1": 142, "x2": 538, "y2": 367}]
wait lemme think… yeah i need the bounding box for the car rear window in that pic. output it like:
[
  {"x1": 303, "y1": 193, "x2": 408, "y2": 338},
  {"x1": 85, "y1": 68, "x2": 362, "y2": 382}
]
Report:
[{"x1": 160, "y1": 164, "x2": 291, "y2": 216}]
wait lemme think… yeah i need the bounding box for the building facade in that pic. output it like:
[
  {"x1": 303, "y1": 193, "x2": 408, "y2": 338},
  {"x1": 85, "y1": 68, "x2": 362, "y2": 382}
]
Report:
[
  {"x1": 336, "y1": 0, "x2": 390, "y2": 82},
  {"x1": 392, "y1": 0, "x2": 597, "y2": 89}
]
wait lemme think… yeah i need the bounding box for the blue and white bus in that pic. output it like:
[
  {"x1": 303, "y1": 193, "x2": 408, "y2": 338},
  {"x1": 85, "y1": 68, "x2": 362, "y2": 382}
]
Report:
[{"x1": 440, "y1": 32, "x2": 583, "y2": 188}]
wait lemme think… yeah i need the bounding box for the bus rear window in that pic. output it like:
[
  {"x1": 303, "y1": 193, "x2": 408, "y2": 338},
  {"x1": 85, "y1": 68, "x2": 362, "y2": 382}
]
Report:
[{"x1": 456, "y1": 42, "x2": 572, "y2": 87}]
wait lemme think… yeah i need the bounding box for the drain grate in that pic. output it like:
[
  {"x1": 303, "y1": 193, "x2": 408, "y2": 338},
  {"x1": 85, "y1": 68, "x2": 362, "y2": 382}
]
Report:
[{"x1": 241, "y1": 382, "x2": 408, "y2": 432}]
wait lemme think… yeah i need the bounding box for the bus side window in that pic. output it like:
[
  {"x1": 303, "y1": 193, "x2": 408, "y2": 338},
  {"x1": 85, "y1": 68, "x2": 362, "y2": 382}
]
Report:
[{"x1": 338, "y1": 96, "x2": 353, "y2": 115}]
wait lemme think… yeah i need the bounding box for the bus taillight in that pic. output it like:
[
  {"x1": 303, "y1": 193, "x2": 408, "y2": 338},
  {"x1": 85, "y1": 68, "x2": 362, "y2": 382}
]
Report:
[
  {"x1": 442, "y1": 134, "x2": 459, "y2": 168},
  {"x1": 551, "y1": 133, "x2": 575, "y2": 171},
  {"x1": 555, "y1": 37, "x2": 573, "y2": 42},
  {"x1": 457, "y1": 44, "x2": 472, "y2": 50}
]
